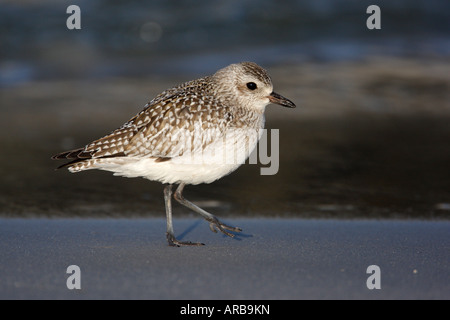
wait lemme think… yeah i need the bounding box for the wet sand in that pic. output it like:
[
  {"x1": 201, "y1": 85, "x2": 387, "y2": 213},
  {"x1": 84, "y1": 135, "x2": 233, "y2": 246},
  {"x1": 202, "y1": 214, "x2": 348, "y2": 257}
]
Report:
[{"x1": 0, "y1": 218, "x2": 448, "y2": 299}]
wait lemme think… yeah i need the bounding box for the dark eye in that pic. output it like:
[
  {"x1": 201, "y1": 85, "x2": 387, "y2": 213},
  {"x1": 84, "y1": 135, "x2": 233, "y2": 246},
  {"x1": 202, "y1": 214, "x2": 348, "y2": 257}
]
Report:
[{"x1": 246, "y1": 82, "x2": 257, "y2": 90}]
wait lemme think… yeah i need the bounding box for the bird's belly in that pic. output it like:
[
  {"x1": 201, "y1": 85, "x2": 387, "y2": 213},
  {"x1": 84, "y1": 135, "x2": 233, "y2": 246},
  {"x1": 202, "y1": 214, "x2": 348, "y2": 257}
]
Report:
[
  {"x1": 140, "y1": 161, "x2": 243, "y2": 185},
  {"x1": 98, "y1": 127, "x2": 262, "y2": 185}
]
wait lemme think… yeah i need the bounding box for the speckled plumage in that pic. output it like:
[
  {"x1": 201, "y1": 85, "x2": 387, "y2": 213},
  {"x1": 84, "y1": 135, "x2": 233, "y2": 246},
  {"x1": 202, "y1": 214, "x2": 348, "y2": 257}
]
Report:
[{"x1": 52, "y1": 62, "x2": 296, "y2": 246}]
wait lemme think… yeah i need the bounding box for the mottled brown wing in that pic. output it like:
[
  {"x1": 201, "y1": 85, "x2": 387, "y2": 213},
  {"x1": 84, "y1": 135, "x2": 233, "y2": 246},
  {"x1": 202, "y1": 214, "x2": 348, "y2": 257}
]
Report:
[
  {"x1": 52, "y1": 91, "x2": 229, "y2": 166},
  {"x1": 122, "y1": 92, "x2": 229, "y2": 158}
]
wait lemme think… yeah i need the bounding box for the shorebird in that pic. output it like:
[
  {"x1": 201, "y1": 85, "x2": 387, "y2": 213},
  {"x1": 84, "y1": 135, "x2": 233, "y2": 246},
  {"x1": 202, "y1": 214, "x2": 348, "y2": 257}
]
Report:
[{"x1": 52, "y1": 62, "x2": 296, "y2": 246}]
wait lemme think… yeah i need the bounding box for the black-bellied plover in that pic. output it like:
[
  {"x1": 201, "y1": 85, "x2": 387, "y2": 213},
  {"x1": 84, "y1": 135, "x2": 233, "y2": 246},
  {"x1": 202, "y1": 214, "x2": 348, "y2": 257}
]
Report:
[{"x1": 52, "y1": 62, "x2": 296, "y2": 246}]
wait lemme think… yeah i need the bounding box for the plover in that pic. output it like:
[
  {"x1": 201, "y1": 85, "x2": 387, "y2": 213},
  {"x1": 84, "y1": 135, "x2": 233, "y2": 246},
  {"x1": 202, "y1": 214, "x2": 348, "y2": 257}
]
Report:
[{"x1": 52, "y1": 62, "x2": 296, "y2": 246}]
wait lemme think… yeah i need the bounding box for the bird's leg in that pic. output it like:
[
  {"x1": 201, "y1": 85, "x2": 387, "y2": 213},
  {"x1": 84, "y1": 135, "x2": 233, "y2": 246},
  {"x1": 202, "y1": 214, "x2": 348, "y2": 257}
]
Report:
[
  {"x1": 174, "y1": 183, "x2": 242, "y2": 237},
  {"x1": 164, "y1": 184, "x2": 204, "y2": 246}
]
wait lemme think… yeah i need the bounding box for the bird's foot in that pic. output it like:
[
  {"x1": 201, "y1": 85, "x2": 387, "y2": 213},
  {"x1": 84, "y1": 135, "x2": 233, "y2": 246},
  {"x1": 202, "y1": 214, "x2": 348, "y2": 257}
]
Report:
[
  {"x1": 206, "y1": 216, "x2": 242, "y2": 238},
  {"x1": 166, "y1": 232, "x2": 204, "y2": 247}
]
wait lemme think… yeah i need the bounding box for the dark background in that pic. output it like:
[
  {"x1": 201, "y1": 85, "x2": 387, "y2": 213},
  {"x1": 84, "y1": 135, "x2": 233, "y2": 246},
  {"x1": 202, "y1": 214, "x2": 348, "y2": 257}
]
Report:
[{"x1": 1, "y1": 0, "x2": 449, "y2": 219}]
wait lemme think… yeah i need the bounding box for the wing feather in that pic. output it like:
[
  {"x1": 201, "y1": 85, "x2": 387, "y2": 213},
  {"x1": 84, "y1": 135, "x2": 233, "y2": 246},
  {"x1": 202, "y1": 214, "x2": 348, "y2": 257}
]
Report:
[{"x1": 52, "y1": 86, "x2": 231, "y2": 168}]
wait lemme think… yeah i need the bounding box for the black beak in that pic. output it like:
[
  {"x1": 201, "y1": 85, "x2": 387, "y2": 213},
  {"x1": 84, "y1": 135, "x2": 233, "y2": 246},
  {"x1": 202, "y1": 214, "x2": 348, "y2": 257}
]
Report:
[{"x1": 268, "y1": 92, "x2": 296, "y2": 108}]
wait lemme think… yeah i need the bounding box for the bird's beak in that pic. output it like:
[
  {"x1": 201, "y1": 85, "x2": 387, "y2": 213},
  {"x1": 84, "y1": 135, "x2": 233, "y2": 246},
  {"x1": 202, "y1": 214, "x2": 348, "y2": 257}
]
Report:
[{"x1": 268, "y1": 92, "x2": 296, "y2": 108}]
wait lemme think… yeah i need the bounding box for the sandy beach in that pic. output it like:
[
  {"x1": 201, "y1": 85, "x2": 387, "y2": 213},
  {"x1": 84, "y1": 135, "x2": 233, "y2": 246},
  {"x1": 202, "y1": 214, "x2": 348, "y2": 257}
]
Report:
[{"x1": 1, "y1": 218, "x2": 448, "y2": 300}]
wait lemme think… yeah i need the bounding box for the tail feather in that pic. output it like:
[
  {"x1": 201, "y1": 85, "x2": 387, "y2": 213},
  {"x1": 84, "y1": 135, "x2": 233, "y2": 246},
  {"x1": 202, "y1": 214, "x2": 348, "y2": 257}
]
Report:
[
  {"x1": 54, "y1": 158, "x2": 86, "y2": 170},
  {"x1": 52, "y1": 148, "x2": 126, "y2": 170},
  {"x1": 51, "y1": 148, "x2": 93, "y2": 160},
  {"x1": 51, "y1": 148, "x2": 95, "y2": 170}
]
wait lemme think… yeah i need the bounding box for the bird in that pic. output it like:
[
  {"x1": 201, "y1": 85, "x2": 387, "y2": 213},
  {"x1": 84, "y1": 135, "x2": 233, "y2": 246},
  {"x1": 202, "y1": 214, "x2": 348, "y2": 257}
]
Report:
[{"x1": 52, "y1": 62, "x2": 296, "y2": 246}]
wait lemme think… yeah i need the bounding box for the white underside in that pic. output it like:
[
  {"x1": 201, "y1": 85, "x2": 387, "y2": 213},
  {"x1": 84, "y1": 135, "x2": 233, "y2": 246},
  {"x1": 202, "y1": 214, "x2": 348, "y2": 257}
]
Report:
[
  {"x1": 99, "y1": 157, "x2": 243, "y2": 185},
  {"x1": 71, "y1": 127, "x2": 262, "y2": 185}
]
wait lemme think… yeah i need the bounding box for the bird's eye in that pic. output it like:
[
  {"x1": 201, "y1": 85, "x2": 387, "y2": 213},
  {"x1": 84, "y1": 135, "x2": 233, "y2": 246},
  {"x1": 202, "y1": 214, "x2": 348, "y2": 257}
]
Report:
[{"x1": 246, "y1": 82, "x2": 257, "y2": 90}]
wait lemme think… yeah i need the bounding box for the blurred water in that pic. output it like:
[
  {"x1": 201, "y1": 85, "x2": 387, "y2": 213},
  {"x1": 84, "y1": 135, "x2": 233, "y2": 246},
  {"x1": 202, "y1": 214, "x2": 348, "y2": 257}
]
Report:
[
  {"x1": 0, "y1": 1, "x2": 449, "y2": 219},
  {"x1": 1, "y1": 0, "x2": 449, "y2": 85}
]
